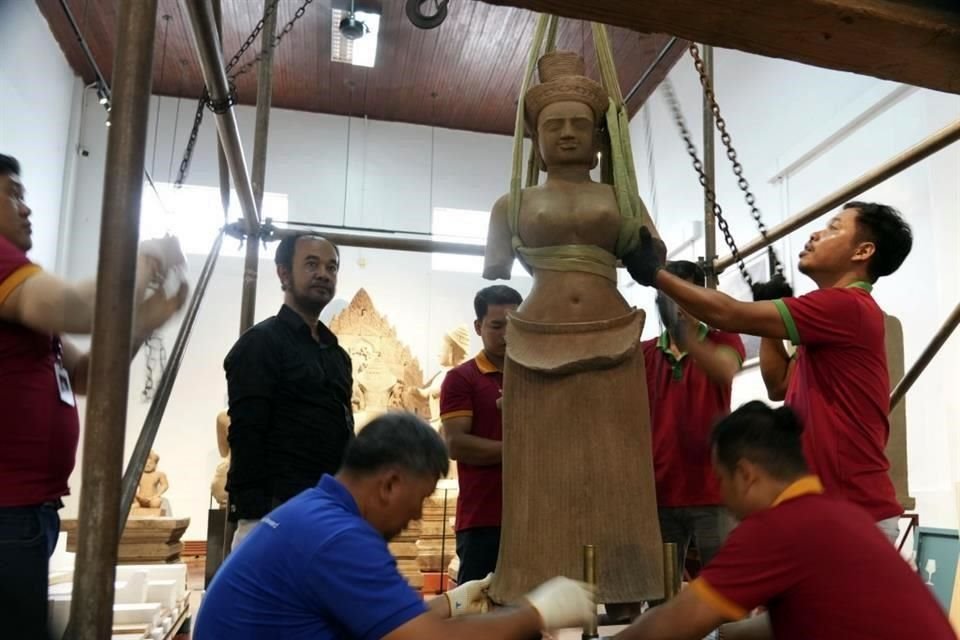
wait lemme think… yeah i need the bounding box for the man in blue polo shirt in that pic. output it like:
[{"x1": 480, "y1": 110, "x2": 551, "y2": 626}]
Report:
[{"x1": 195, "y1": 412, "x2": 595, "y2": 640}]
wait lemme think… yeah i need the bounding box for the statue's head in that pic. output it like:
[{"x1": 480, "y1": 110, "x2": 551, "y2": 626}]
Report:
[
  {"x1": 524, "y1": 51, "x2": 609, "y2": 171},
  {"x1": 440, "y1": 325, "x2": 470, "y2": 367},
  {"x1": 145, "y1": 450, "x2": 159, "y2": 472}
]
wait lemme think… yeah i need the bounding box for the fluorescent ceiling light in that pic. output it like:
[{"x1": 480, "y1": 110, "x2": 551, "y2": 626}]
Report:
[{"x1": 331, "y1": 9, "x2": 380, "y2": 68}]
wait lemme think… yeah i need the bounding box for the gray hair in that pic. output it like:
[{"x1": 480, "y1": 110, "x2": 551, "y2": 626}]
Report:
[{"x1": 341, "y1": 412, "x2": 449, "y2": 479}]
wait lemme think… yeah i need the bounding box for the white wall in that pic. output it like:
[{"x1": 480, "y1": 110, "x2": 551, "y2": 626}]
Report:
[
  {"x1": 63, "y1": 96, "x2": 533, "y2": 539},
  {"x1": 0, "y1": 1, "x2": 78, "y2": 269},
  {"x1": 631, "y1": 50, "x2": 960, "y2": 527}
]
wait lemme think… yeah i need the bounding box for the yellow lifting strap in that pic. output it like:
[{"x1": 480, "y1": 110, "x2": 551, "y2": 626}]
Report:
[{"x1": 508, "y1": 14, "x2": 657, "y2": 265}]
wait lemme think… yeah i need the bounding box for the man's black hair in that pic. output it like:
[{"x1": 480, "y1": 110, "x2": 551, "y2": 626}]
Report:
[
  {"x1": 843, "y1": 201, "x2": 912, "y2": 282},
  {"x1": 474, "y1": 285, "x2": 523, "y2": 321},
  {"x1": 0, "y1": 154, "x2": 21, "y2": 177},
  {"x1": 664, "y1": 260, "x2": 706, "y2": 287},
  {"x1": 341, "y1": 412, "x2": 449, "y2": 479},
  {"x1": 711, "y1": 401, "x2": 809, "y2": 481},
  {"x1": 274, "y1": 233, "x2": 340, "y2": 271}
]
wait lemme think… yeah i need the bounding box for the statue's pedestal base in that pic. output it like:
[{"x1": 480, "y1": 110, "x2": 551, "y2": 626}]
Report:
[
  {"x1": 131, "y1": 506, "x2": 162, "y2": 517},
  {"x1": 61, "y1": 517, "x2": 189, "y2": 563}
]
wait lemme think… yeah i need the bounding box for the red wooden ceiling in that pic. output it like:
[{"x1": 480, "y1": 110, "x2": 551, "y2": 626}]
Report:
[{"x1": 37, "y1": 0, "x2": 681, "y2": 135}]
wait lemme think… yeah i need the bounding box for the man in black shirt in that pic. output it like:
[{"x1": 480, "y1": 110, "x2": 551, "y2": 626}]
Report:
[{"x1": 224, "y1": 233, "x2": 353, "y2": 548}]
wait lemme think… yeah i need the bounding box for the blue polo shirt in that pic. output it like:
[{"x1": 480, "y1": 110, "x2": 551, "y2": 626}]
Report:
[{"x1": 195, "y1": 475, "x2": 428, "y2": 640}]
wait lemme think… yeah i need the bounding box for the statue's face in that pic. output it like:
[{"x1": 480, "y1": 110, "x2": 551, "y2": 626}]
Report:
[
  {"x1": 145, "y1": 454, "x2": 157, "y2": 473},
  {"x1": 536, "y1": 101, "x2": 599, "y2": 169},
  {"x1": 439, "y1": 339, "x2": 454, "y2": 366}
]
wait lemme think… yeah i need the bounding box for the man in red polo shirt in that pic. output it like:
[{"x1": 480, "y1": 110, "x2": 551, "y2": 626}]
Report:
[
  {"x1": 624, "y1": 202, "x2": 912, "y2": 540},
  {"x1": 614, "y1": 401, "x2": 954, "y2": 640},
  {"x1": 440, "y1": 285, "x2": 522, "y2": 584},
  {"x1": 0, "y1": 153, "x2": 187, "y2": 637},
  {"x1": 643, "y1": 261, "x2": 745, "y2": 573}
]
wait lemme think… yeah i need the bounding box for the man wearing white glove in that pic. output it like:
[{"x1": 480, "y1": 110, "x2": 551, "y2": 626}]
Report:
[
  {"x1": 0, "y1": 153, "x2": 189, "y2": 638},
  {"x1": 196, "y1": 412, "x2": 596, "y2": 640}
]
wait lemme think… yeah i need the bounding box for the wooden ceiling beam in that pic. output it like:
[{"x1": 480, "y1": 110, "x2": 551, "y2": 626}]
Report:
[{"x1": 477, "y1": 0, "x2": 960, "y2": 94}]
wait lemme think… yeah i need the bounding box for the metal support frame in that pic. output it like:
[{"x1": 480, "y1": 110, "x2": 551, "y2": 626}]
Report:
[
  {"x1": 714, "y1": 119, "x2": 960, "y2": 272},
  {"x1": 183, "y1": 0, "x2": 259, "y2": 234},
  {"x1": 265, "y1": 224, "x2": 487, "y2": 256},
  {"x1": 700, "y1": 45, "x2": 718, "y2": 289},
  {"x1": 213, "y1": 0, "x2": 231, "y2": 222},
  {"x1": 118, "y1": 232, "x2": 226, "y2": 532},
  {"x1": 66, "y1": 1, "x2": 158, "y2": 637},
  {"x1": 623, "y1": 36, "x2": 684, "y2": 107},
  {"x1": 890, "y1": 301, "x2": 960, "y2": 411},
  {"x1": 238, "y1": 0, "x2": 277, "y2": 334},
  {"x1": 582, "y1": 545, "x2": 599, "y2": 639}
]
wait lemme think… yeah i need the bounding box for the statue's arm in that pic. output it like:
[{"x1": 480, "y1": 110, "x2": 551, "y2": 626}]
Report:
[
  {"x1": 157, "y1": 472, "x2": 169, "y2": 495},
  {"x1": 483, "y1": 194, "x2": 514, "y2": 281}
]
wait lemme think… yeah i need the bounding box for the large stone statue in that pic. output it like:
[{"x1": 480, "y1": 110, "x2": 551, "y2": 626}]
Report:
[
  {"x1": 484, "y1": 50, "x2": 663, "y2": 605},
  {"x1": 414, "y1": 325, "x2": 471, "y2": 426},
  {"x1": 134, "y1": 450, "x2": 171, "y2": 516}
]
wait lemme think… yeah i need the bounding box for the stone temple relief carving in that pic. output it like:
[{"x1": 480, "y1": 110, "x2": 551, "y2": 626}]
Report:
[{"x1": 329, "y1": 289, "x2": 429, "y2": 430}]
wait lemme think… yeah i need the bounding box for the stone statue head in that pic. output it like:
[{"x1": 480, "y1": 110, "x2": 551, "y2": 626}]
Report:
[
  {"x1": 145, "y1": 450, "x2": 159, "y2": 473},
  {"x1": 524, "y1": 51, "x2": 609, "y2": 172},
  {"x1": 439, "y1": 325, "x2": 470, "y2": 367}
]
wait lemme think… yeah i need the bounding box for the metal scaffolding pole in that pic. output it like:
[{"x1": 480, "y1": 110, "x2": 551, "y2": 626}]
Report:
[
  {"x1": 66, "y1": 1, "x2": 158, "y2": 637},
  {"x1": 623, "y1": 36, "x2": 684, "y2": 106},
  {"x1": 183, "y1": 0, "x2": 259, "y2": 233},
  {"x1": 118, "y1": 232, "x2": 226, "y2": 534},
  {"x1": 701, "y1": 45, "x2": 718, "y2": 289},
  {"x1": 266, "y1": 225, "x2": 487, "y2": 256},
  {"x1": 239, "y1": 0, "x2": 277, "y2": 334},
  {"x1": 212, "y1": 0, "x2": 231, "y2": 222},
  {"x1": 890, "y1": 301, "x2": 960, "y2": 412},
  {"x1": 714, "y1": 118, "x2": 960, "y2": 272}
]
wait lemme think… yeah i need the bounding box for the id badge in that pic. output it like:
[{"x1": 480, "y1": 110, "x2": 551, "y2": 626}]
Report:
[{"x1": 54, "y1": 359, "x2": 76, "y2": 407}]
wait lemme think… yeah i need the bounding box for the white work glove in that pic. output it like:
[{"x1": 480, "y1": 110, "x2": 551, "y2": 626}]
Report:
[
  {"x1": 140, "y1": 235, "x2": 186, "y2": 273},
  {"x1": 139, "y1": 235, "x2": 188, "y2": 299},
  {"x1": 445, "y1": 572, "x2": 493, "y2": 617},
  {"x1": 524, "y1": 576, "x2": 596, "y2": 630}
]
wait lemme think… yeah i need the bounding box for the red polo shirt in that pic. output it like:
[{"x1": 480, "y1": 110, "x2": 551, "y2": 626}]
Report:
[
  {"x1": 642, "y1": 326, "x2": 745, "y2": 507},
  {"x1": 440, "y1": 352, "x2": 503, "y2": 531},
  {"x1": 0, "y1": 236, "x2": 80, "y2": 507},
  {"x1": 693, "y1": 476, "x2": 954, "y2": 640},
  {"x1": 773, "y1": 284, "x2": 902, "y2": 521}
]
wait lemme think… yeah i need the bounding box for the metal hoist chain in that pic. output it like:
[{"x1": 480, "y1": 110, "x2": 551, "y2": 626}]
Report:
[
  {"x1": 661, "y1": 77, "x2": 755, "y2": 285},
  {"x1": 175, "y1": 0, "x2": 314, "y2": 187},
  {"x1": 688, "y1": 43, "x2": 783, "y2": 284}
]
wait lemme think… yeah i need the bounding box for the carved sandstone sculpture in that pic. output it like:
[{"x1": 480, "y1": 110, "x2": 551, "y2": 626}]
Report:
[
  {"x1": 329, "y1": 289, "x2": 430, "y2": 430},
  {"x1": 134, "y1": 450, "x2": 170, "y2": 516},
  {"x1": 211, "y1": 410, "x2": 230, "y2": 508},
  {"x1": 414, "y1": 325, "x2": 471, "y2": 426},
  {"x1": 484, "y1": 50, "x2": 663, "y2": 605}
]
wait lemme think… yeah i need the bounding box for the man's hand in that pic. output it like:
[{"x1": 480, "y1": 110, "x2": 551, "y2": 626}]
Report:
[
  {"x1": 134, "y1": 281, "x2": 189, "y2": 338},
  {"x1": 751, "y1": 274, "x2": 793, "y2": 301},
  {"x1": 139, "y1": 235, "x2": 187, "y2": 277},
  {"x1": 524, "y1": 576, "x2": 596, "y2": 630},
  {"x1": 622, "y1": 226, "x2": 667, "y2": 287},
  {"x1": 445, "y1": 573, "x2": 494, "y2": 617}
]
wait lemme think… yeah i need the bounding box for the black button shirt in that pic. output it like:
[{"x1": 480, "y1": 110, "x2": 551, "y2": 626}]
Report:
[{"x1": 224, "y1": 304, "x2": 354, "y2": 520}]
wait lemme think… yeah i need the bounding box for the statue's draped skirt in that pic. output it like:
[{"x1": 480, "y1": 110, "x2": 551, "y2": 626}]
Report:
[{"x1": 488, "y1": 309, "x2": 664, "y2": 604}]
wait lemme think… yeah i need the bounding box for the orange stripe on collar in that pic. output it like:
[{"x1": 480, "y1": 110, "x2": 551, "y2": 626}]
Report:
[
  {"x1": 475, "y1": 351, "x2": 501, "y2": 374},
  {"x1": 772, "y1": 475, "x2": 824, "y2": 507}
]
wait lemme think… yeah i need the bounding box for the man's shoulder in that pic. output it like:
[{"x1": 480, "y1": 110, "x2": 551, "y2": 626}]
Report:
[
  {"x1": 640, "y1": 336, "x2": 661, "y2": 352},
  {"x1": 450, "y1": 358, "x2": 481, "y2": 378},
  {"x1": 224, "y1": 316, "x2": 282, "y2": 365}
]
